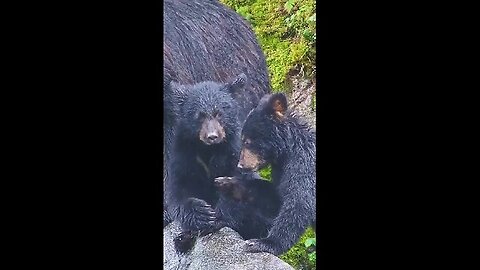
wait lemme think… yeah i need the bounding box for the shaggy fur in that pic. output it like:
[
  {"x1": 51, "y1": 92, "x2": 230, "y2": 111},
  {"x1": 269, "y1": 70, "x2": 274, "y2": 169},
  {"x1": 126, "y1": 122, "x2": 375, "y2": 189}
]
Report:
[
  {"x1": 214, "y1": 172, "x2": 280, "y2": 240},
  {"x1": 165, "y1": 75, "x2": 247, "y2": 233},
  {"x1": 238, "y1": 93, "x2": 316, "y2": 255},
  {"x1": 163, "y1": 0, "x2": 271, "y2": 223}
]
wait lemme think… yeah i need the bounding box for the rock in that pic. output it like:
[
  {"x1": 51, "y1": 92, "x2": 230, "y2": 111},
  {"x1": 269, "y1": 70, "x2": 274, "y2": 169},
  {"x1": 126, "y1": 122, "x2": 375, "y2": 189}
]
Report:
[
  {"x1": 163, "y1": 222, "x2": 294, "y2": 270},
  {"x1": 287, "y1": 75, "x2": 316, "y2": 131}
]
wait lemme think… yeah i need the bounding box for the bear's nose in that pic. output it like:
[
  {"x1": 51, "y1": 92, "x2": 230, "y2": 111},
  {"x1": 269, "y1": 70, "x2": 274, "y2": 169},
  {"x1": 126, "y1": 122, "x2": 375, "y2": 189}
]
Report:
[{"x1": 207, "y1": 134, "x2": 218, "y2": 141}]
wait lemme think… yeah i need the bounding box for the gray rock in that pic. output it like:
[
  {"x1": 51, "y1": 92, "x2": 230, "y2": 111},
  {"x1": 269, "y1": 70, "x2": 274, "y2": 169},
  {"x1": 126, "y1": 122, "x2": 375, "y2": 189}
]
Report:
[
  {"x1": 163, "y1": 222, "x2": 294, "y2": 270},
  {"x1": 287, "y1": 75, "x2": 316, "y2": 131}
]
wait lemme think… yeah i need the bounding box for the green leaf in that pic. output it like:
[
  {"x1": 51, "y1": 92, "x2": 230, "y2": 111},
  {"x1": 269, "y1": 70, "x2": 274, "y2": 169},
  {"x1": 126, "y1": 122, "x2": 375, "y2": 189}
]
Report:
[
  {"x1": 302, "y1": 29, "x2": 312, "y2": 39},
  {"x1": 259, "y1": 165, "x2": 272, "y2": 181},
  {"x1": 308, "y1": 251, "x2": 316, "y2": 261},
  {"x1": 304, "y1": 237, "x2": 316, "y2": 247},
  {"x1": 284, "y1": 0, "x2": 296, "y2": 13}
]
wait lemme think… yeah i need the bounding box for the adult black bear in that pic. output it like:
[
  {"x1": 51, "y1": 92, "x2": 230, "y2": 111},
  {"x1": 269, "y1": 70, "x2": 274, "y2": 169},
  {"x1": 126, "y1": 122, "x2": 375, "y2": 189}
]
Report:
[
  {"x1": 163, "y1": 0, "x2": 271, "y2": 224},
  {"x1": 237, "y1": 93, "x2": 316, "y2": 255}
]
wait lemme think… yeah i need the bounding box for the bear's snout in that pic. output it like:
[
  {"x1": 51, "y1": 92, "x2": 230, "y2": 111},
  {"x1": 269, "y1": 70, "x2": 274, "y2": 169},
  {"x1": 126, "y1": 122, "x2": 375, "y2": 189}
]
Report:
[{"x1": 199, "y1": 118, "x2": 225, "y2": 145}]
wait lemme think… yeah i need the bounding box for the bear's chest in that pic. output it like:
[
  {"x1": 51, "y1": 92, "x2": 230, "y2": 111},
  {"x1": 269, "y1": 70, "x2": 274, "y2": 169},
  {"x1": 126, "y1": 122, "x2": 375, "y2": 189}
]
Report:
[{"x1": 195, "y1": 151, "x2": 235, "y2": 179}]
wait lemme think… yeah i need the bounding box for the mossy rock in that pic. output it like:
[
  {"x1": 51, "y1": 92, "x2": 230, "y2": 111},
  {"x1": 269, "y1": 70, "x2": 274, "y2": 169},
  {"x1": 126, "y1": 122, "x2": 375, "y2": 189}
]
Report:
[{"x1": 220, "y1": 0, "x2": 316, "y2": 92}]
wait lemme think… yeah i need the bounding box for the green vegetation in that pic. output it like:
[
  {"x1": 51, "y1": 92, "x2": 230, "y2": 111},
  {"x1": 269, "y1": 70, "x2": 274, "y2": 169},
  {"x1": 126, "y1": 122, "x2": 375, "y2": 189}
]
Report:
[
  {"x1": 259, "y1": 163, "x2": 317, "y2": 270},
  {"x1": 220, "y1": 0, "x2": 316, "y2": 92},
  {"x1": 259, "y1": 166, "x2": 317, "y2": 269},
  {"x1": 280, "y1": 228, "x2": 316, "y2": 270},
  {"x1": 259, "y1": 165, "x2": 272, "y2": 180},
  {"x1": 220, "y1": 1, "x2": 316, "y2": 268}
]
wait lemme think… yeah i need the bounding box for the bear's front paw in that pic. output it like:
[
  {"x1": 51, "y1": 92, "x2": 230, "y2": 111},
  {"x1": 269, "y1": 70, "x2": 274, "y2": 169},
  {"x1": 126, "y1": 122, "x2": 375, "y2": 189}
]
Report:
[
  {"x1": 214, "y1": 176, "x2": 237, "y2": 189},
  {"x1": 245, "y1": 238, "x2": 278, "y2": 255},
  {"x1": 174, "y1": 230, "x2": 199, "y2": 254},
  {"x1": 183, "y1": 198, "x2": 216, "y2": 231}
]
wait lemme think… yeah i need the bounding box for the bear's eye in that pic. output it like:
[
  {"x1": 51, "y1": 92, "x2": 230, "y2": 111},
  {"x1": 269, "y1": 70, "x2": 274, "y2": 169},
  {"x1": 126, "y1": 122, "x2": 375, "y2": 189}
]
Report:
[
  {"x1": 196, "y1": 111, "x2": 206, "y2": 119},
  {"x1": 244, "y1": 138, "x2": 252, "y2": 145},
  {"x1": 214, "y1": 111, "x2": 222, "y2": 118}
]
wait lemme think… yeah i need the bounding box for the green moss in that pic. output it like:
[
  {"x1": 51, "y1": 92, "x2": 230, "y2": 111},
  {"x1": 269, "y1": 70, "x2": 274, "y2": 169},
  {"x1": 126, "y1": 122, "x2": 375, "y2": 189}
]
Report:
[
  {"x1": 280, "y1": 227, "x2": 317, "y2": 270},
  {"x1": 220, "y1": 0, "x2": 316, "y2": 92},
  {"x1": 311, "y1": 94, "x2": 316, "y2": 110}
]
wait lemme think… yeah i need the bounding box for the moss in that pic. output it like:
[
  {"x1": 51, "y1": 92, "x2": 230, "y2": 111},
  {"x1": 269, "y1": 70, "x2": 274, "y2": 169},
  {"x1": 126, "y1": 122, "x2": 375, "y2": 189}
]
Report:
[
  {"x1": 220, "y1": 0, "x2": 316, "y2": 92},
  {"x1": 280, "y1": 227, "x2": 317, "y2": 270},
  {"x1": 311, "y1": 94, "x2": 316, "y2": 110}
]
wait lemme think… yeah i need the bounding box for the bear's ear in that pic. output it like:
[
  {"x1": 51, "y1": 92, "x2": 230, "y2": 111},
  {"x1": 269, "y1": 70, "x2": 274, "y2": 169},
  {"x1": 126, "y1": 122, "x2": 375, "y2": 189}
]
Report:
[
  {"x1": 266, "y1": 93, "x2": 288, "y2": 119},
  {"x1": 224, "y1": 73, "x2": 248, "y2": 96},
  {"x1": 169, "y1": 81, "x2": 189, "y2": 105}
]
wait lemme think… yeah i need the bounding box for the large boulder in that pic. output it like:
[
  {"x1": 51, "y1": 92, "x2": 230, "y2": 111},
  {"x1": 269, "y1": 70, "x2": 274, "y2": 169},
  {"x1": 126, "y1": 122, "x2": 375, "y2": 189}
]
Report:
[{"x1": 164, "y1": 222, "x2": 294, "y2": 270}]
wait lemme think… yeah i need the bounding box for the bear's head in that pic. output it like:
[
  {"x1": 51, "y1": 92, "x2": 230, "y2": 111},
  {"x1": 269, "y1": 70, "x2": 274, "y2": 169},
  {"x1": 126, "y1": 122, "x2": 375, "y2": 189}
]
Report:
[
  {"x1": 237, "y1": 93, "x2": 288, "y2": 171},
  {"x1": 170, "y1": 73, "x2": 248, "y2": 146}
]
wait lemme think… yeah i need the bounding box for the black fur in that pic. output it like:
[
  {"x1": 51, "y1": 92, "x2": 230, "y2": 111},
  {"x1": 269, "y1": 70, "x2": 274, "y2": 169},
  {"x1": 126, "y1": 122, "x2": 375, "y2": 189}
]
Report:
[
  {"x1": 173, "y1": 172, "x2": 280, "y2": 254},
  {"x1": 165, "y1": 77, "x2": 248, "y2": 234},
  {"x1": 173, "y1": 230, "x2": 200, "y2": 254},
  {"x1": 240, "y1": 93, "x2": 316, "y2": 255},
  {"x1": 163, "y1": 0, "x2": 271, "y2": 223},
  {"x1": 214, "y1": 173, "x2": 280, "y2": 240}
]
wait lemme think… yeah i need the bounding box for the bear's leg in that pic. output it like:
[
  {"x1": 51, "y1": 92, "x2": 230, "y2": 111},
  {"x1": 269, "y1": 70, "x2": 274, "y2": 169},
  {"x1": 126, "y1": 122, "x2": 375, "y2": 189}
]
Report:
[
  {"x1": 180, "y1": 197, "x2": 217, "y2": 232},
  {"x1": 173, "y1": 230, "x2": 200, "y2": 254},
  {"x1": 244, "y1": 199, "x2": 313, "y2": 255}
]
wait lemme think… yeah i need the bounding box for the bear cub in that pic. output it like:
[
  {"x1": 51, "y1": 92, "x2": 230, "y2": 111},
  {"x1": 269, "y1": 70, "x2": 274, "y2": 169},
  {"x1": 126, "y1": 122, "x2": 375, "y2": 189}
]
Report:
[
  {"x1": 237, "y1": 93, "x2": 316, "y2": 255},
  {"x1": 165, "y1": 74, "x2": 247, "y2": 236}
]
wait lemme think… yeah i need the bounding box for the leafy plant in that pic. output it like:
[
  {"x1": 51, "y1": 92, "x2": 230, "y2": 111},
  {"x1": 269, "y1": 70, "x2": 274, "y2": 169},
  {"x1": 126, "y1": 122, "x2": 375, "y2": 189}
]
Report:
[
  {"x1": 259, "y1": 165, "x2": 272, "y2": 181},
  {"x1": 280, "y1": 228, "x2": 316, "y2": 269},
  {"x1": 284, "y1": 0, "x2": 296, "y2": 13},
  {"x1": 304, "y1": 237, "x2": 316, "y2": 262}
]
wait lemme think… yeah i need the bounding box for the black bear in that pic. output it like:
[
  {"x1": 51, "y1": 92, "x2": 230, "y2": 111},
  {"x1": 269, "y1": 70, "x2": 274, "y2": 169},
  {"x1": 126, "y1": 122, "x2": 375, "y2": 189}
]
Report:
[
  {"x1": 214, "y1": 173, "x2": 281, "y2": 240},
  {"x1": 237, "y1": 93, "x2": 316, "y2": 255},
  {"x1": 163, "y1": 0, "x2": 271, "y2": 221},
  {"x1": 165, "y1": 74, "x2": 250, "y2": 235}
]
